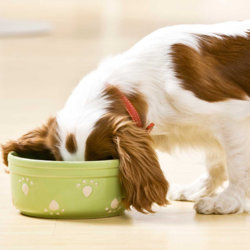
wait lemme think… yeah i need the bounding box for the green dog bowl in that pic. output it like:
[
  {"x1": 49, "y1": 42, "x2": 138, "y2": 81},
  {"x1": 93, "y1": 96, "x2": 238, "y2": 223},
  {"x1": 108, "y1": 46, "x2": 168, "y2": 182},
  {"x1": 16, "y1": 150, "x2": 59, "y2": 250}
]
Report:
[{"x1": 8, "y1": 152, "x2": 124, "y2": 219}]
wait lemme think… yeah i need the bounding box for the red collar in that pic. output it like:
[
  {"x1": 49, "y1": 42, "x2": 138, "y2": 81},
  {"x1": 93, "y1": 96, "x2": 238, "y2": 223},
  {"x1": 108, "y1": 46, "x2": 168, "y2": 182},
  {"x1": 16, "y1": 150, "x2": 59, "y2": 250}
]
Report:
[{"x1": 117, "y1": 89, "x2": 155, "y2": 133}]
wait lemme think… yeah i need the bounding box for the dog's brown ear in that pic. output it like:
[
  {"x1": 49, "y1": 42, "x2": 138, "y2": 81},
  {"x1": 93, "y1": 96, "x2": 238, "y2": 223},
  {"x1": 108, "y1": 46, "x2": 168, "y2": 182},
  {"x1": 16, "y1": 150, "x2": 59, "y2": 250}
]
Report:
[
  {"x1": 1, "y1": 117, "x2": 61, "y2": 166},
  {"x1": 113, "y1": 120, "x2": 169, "y2": 213}
]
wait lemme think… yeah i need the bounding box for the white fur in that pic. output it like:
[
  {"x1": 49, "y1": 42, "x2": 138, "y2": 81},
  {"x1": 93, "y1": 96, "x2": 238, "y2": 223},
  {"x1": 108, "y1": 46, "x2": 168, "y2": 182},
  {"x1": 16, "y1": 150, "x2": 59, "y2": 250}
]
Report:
[{"x1": 57, "y1": 20, "x2": 250, "y2": 214}]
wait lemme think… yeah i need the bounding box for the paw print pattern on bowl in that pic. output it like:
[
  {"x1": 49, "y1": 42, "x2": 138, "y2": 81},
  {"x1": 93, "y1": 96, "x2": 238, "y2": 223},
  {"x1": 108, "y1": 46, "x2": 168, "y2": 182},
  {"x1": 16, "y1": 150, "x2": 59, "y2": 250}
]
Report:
[
  {"x1": 44, "y1": 200, "x2": 65, "y2": 216},
  {"x1": 18, "y1": 177, "x2": 34, "y2": 196},
  {"x1": 76, "y1": 179, "x2": 99, "y2": 198},
  {"x1": 105, "y1": 198, "x2": 122, "y2": 214}
]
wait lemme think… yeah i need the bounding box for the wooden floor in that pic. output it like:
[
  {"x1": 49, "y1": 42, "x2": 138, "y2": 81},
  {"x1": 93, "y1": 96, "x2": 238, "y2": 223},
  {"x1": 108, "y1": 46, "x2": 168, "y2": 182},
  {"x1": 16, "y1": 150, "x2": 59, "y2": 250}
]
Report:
[{"x1": 0, "y1": 1, "x2": 250, "y2": 249}]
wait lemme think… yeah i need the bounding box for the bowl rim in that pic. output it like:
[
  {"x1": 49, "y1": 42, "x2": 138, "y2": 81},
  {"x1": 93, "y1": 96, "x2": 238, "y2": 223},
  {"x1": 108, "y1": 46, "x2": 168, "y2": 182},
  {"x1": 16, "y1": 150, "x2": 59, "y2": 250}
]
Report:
[{"x1": 8, "y1": 151, "x2": 120, "y2": 170}]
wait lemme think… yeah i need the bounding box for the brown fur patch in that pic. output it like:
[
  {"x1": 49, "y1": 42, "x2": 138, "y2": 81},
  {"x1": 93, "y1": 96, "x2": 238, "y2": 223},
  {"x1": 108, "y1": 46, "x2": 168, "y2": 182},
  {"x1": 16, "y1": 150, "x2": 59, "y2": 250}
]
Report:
[
  {"x1": 65, "y1": 133, "x2": 77, "y2": 154},
  {"x1": 85, "y1": 86, "x2": 169, "y2": 213},
  {"x1": 171, "y1": 33, "x2": 250, "y2": 102},
  {"x1": 85, "y1": 115, "x2": 118, "y2": 161},
  {"x1": 1, "y1": 117, "x2": 62, "y2": 166}
]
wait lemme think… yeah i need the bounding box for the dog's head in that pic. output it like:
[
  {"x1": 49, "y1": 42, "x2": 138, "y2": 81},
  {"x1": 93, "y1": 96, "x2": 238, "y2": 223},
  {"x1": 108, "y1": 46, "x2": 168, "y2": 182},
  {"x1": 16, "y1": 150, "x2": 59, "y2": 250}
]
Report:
[{"x1": 1, "y1": 86, "x2": 168, "y2": 213}]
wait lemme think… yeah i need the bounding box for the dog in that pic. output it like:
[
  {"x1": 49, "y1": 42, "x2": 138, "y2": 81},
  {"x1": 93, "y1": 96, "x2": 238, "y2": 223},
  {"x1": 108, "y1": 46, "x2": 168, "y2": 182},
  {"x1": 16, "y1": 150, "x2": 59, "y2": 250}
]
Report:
[{"x1": 2, "y1": 20, "x2": 250, "y2": 214}]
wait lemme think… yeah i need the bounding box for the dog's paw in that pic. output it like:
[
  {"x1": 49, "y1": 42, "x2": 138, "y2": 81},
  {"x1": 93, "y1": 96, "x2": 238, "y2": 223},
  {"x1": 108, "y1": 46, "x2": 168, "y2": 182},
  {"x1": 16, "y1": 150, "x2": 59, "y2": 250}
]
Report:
[
  {"x1": 194, "y1": 197, "x2": 216, "y2": 214},
  {"x1": 194, "y1": 190, "x2": 245, "y2": 214},
  {"x1": 169, "y1": 184, "x2": 197, "y2": 201},
  {"x1": 169, "y1": 176, "x2": 214, "y2": 202}
]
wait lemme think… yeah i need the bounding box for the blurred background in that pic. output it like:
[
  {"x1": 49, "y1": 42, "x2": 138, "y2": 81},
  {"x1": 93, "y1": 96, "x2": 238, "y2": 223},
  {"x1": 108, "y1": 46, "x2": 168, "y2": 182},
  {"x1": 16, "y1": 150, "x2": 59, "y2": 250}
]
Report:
[
  {"x1": 0, "y1": 0, "x2": 249, "y2": 182},
  {"x1": 1, "y1": 2, "x2": 250, "y2": 248}
]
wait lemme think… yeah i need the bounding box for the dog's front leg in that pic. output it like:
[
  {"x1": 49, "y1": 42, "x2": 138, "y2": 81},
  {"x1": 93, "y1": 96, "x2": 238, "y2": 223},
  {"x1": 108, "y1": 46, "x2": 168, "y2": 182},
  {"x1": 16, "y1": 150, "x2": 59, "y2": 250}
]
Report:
[
  {"x1": 169, "y1": 141, "x2": 227, "y2": 202},
  {"x1": 195, "y1": 121, "x2": 249, "y2": 214},
  {"x1": 154, "y1": 130, "x2": 227, "y2": 202}
]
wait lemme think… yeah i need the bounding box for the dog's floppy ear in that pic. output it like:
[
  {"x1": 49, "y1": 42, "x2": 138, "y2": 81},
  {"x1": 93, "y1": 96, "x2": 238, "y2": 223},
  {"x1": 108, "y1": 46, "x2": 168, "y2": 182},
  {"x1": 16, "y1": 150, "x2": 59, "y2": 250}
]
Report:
[
  {"x1": 113, "y1": 120, "x2": 169, "y2": 213},
  {"x1": 1, "y1": 117, "x2": 61, "y2": 166}
]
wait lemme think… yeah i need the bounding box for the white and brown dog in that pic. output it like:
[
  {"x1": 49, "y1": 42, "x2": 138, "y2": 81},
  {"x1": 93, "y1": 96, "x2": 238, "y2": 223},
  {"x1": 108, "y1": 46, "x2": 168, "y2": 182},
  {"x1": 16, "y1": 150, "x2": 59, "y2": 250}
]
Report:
[{"x1": 2, "y1": 20, "x2": 250, "y2": 214}]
